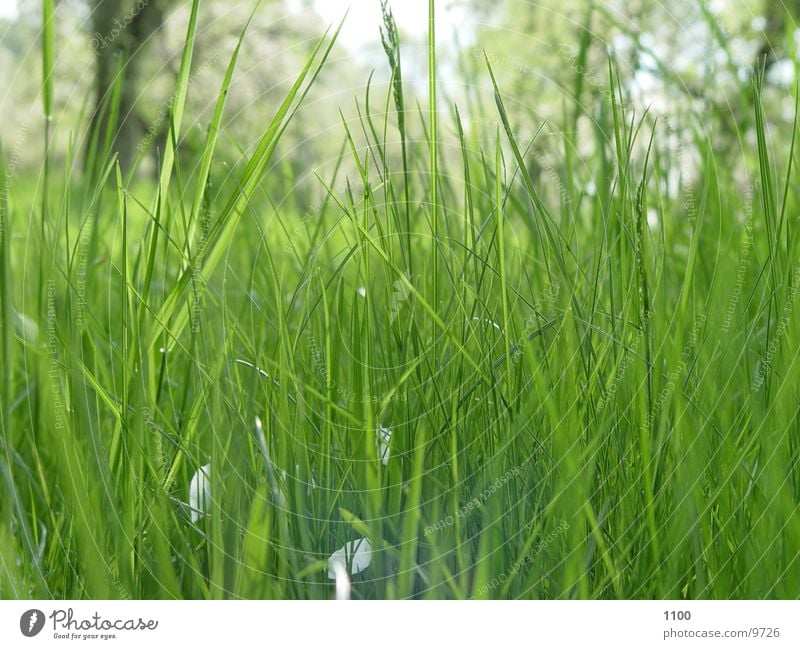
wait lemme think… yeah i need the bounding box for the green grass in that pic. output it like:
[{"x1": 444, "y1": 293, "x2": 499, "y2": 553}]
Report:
[{"x1": 1, "y1": 1, "x2": 800, "y2": 599}]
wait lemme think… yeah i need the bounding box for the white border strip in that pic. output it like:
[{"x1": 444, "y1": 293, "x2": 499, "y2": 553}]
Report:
[{"x1": 0, "y1": 600, "x2": 796, "y2": 648}]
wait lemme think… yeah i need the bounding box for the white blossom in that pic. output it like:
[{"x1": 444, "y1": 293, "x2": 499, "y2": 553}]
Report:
[
  {"x1": 189, "y1": 464, "x2": 211, "y2": 523},
  {"x1": 377, "y1": 426, "x2": 391, "y2": 465},
  {"x1": 327, "y1": 537, "x2": 372, "y2": 579}
]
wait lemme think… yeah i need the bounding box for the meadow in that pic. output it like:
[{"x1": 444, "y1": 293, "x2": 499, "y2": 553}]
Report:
[{"x1": 1, "y1": 0, "x2": 799, "y2": 599}]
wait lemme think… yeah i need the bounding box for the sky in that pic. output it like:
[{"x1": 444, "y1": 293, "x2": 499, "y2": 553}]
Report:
[
  {"x1": 289, "y1": 0, "x2": 479, "y2": 97},
  {"x1": 0, "y1": 0, "x2": 15, "y2": 20},
  {"x1": 288, "y1": 0, "x2": 475, "y2": 50},
  {"x1": 0, "y1": 0, "x2": 473, "y2": 50}
]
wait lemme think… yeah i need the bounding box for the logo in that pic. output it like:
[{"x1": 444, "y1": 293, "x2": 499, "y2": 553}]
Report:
[{"x1": 20, "y1": 609, "x2": 45, "y2": 637}]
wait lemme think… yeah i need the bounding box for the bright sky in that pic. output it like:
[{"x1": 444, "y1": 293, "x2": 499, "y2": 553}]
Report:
[
  {"x1": 0, "y1": 0, "x2": 470, "y2": 47},
  {"x1": 0, "y1": 0, "x2": 16, "y2": 20},
  {"x1": 289, "y1": 0, "x2": 473, "y2": 50}
]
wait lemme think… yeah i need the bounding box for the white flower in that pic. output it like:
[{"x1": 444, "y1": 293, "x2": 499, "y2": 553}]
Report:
[
  {"x1": 767, "y1": 58, "x2": 795, "y2": 87},
  {"x1": 329, "y1": 561, "x2": 351, "y2": 600},
  {"x1": 14, "y1": 312, "x2": 39, "y2": 344},
  {"x1": 280, "y1": 464, "x2": 317, "y2": 494},
  {"x1": 376, "y1": 426, "x2": 391, "y2": 465},
  {"x1": 327, "y1": 537, "x2": 372, "y2": 579},
  {"x1": 471, "y1": 316, "x2": 502, "y2": 332},
  {"x1": 357, "y1": 287, "x2": 367, "y2": 298},
  {"x1": 189, "y1": 463, "x2": 211, "y2": 523}
]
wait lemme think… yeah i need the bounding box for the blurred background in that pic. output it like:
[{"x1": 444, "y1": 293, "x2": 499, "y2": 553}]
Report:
[{"x1": 0, "y1": 0, "x2": 797, "y2": 185}]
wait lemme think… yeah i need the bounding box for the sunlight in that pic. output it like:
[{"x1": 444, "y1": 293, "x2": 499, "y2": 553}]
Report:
[{"x1": 0, "y1": 0, "x2": 16, "y2": 20}]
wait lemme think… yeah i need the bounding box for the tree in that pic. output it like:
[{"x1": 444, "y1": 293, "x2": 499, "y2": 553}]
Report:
[
  {"x1": 756, "y1": 0, "x2": 800, "y2": 70},
  {"x1": 87, "y1": 0, "x2": 170, "y2": 173}
]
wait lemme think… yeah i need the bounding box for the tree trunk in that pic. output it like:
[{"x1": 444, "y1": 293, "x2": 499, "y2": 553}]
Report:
[
  {"x1": 87, "y1": 0, "x2": 166, "y2": 175},
  {"x1": 756, "y1": 0, "x2": 800, "y2": 71}
]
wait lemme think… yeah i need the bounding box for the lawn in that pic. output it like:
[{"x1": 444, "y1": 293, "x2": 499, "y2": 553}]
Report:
[{"x1": 1, "y1": 0, "x2": 799, "y2": 599}]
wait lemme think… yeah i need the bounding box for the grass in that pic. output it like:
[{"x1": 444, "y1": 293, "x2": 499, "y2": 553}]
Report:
[{"x1": 1, "y1": 0, "x2": 800, "y2": 599}]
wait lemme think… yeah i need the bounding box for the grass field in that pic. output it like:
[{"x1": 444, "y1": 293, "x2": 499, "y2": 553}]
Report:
[{"x1": 1, "y1": 0, "x2": 800, "y2": 599}]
